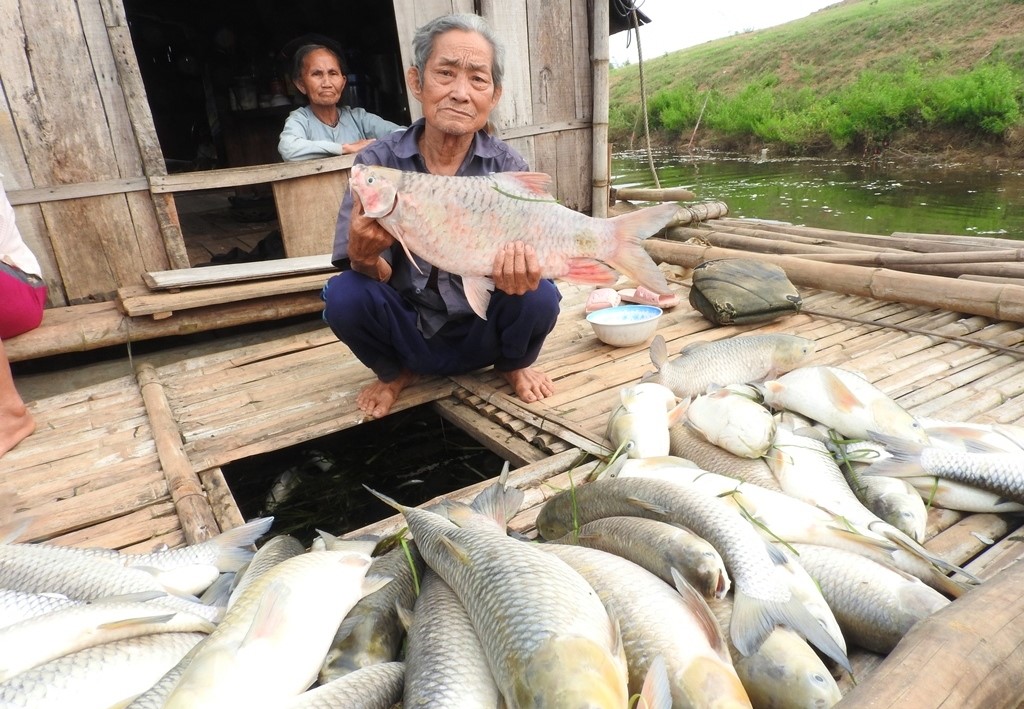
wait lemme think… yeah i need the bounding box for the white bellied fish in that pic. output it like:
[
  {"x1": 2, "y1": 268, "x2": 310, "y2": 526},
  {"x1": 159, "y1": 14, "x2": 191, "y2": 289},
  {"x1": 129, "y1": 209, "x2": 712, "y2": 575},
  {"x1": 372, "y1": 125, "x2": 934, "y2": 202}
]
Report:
[
  {"x1": 686, "y1": 385, "x2": 777, "y2": 459},
  {"x1": 606, "y1": 382, "x2": 685, "y2": 458},
  {"x1": 286, "y1": 661, "x2": 405, "y2": 709},
  {"x1": 669, "y1": 423, "x2": 783, "y2": 491},
  {"x1": 535, "y1": 476, "x2": 851, "y2": 672},
  {"x1": 351, "y1": 164, "x2": 678, "y2": 319},
  {"x1": 761, "y1": 365, "x2": 929, "y2": 444}
]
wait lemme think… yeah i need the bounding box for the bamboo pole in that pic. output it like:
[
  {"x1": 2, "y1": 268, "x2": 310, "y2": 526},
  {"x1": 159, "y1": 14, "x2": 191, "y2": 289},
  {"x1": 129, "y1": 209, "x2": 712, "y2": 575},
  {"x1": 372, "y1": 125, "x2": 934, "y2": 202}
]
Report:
[
  {"x1": 701, "y1": 221, "x2": 906, "y2": 253},
  {"x1": 892, "y1": 231, "x2": 1024, "y2": 250},
  {"x1": 136, "y1": 362, "x2": 221, "y2": 544},
  {"x1": 590, "y1": 0, "x2": 609, "y2": 218},
  {"x1": 796, "y1": 248, "x2": 1024, "y2": 266},
  {"x1": 612, "y1": 186, "x2": 697, "y2": 202},
  {"x1": 643, "y1": 239, "x2": 1024, "y2": 323},
  {"x1": 669, "y1": 226, "x2": 893, "y2": 257},
  {"x1": 716, "y1": 218, "x2": 1001, "y2": 254}
]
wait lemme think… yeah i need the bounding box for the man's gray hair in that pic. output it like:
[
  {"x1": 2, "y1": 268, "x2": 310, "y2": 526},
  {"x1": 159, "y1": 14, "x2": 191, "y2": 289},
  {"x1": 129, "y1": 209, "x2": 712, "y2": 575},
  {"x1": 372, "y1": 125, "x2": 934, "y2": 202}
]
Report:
[{"x1": 411, "y1": 13, "x2": 505, "y2": 89}]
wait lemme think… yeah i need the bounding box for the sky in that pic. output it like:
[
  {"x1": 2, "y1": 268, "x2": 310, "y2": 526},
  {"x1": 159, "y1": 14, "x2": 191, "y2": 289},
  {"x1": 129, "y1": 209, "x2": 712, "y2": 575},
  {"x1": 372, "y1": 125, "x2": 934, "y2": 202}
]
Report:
[{"x1": 609, "y1": 0, "x2": 840, "y2": 66}]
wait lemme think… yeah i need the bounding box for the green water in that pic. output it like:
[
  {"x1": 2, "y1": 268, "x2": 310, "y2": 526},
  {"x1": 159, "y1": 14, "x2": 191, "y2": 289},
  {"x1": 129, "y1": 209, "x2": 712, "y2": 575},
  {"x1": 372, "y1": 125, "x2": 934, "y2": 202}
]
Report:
[{"x1": 613, "y1": 150, "x2": 1024, "y2": 240}]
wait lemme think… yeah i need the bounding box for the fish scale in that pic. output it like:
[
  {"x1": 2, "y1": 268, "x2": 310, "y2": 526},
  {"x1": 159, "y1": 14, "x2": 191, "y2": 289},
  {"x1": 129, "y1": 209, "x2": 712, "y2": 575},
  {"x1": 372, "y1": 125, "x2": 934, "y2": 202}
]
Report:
[{"x1": 380, "y1": 491, "x2": 629, "y2": 709}]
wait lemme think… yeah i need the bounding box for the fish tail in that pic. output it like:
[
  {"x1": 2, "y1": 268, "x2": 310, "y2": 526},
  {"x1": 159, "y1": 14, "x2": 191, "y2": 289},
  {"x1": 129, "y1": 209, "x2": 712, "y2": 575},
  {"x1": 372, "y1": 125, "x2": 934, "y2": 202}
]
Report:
[
  {"x1": 637, "y1": 655, "x2": 672, "y2": 709},
  {"x1": 731, "y1": 589, "x2": 852, "y2": 674},
  {"x1": 875, "y1": 521, "x2": 981, "y2": 584},
  {"x1": 210, "y1": 517, "x2": 274, "y2": 571},
  {"x1": 606, "y1": 203, "x2": 678, "y2": 294},
  {"x1": 863, "y1": 432, "x2": 927, "y2": 478}
]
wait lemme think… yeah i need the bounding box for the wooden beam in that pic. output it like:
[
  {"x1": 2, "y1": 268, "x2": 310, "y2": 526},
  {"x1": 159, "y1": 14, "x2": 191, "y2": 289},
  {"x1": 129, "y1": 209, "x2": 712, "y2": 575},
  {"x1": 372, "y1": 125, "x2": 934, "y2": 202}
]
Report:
[
  {"x1": 5, "y1": 177, "x2": 149, "y2": 206},
  {"x1": 143, "y1": 255, "x2": 335, "y2": 290},
  {"x1": 432, "y1": 397, "x2": 547, "y2": 468},
  {"x1": 149, "y1": 155, "x2": 356, "y2": 193}
]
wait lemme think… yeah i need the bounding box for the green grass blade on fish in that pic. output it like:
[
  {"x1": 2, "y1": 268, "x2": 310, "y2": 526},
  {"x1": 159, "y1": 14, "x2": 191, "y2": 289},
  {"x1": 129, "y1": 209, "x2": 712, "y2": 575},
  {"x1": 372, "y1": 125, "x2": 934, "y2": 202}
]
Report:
[
  {"x1": 400, "y1": 537, "x2": 421, "y2": 596},
  {"x1": 490, "y1": 183, "x2": 560, "y2": 203},
  {"x1": 716, "y1": 487, "x2": 799, "y2": 557}
]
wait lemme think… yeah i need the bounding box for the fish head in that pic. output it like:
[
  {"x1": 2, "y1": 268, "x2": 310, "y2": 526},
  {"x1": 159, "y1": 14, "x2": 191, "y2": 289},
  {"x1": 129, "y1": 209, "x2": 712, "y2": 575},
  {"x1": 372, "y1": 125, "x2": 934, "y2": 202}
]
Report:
[
  {"x1": 350, "y1": 164, "x2": 400, "y2": 218},
  {"x1": 735, "y1": 628, "x2": 841, "y2": 708},
  {"x1": 772, "y1": 336, "x2": 818, "y2": 370},
  {"x1": 514, "y1": 634, "x2": 628, "y2": 708},
  {"x1": 608, "y1": 410, "x2": 670, "y2": 459}
]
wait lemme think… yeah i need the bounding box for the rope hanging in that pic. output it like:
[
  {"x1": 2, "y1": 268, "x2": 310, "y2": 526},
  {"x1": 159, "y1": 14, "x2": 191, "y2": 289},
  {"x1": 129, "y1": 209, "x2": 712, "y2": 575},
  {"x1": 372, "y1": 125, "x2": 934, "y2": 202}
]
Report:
[{"x1": 619, "y1": 0, "x2": 661, "y2": 189}]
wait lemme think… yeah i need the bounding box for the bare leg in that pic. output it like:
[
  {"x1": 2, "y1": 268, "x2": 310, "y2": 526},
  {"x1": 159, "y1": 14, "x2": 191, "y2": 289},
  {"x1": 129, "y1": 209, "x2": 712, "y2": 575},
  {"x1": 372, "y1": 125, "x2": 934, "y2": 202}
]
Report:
[
  {"x1": 0, "y1": 340, "x2": 34, "y2": 458},
  {"x1": 356, "y1": 369, "x2": 418, "y2": 419},
  {"x1": 500, "y1": 366, "x2": 555, "y2": 404}
]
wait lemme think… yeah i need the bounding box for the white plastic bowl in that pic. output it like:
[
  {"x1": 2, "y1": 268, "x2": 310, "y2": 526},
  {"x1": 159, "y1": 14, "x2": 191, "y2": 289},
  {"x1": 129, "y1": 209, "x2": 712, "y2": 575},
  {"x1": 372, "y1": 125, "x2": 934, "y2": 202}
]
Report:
[{"x1": 586, "y1": 305, "x2": 663, "y2": 347}]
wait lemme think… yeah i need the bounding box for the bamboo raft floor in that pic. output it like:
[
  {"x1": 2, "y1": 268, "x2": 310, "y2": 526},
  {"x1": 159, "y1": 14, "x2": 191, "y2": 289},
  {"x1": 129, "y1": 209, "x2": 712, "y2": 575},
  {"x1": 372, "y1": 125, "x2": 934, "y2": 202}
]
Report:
[{"x1": 6, "y1": 259, "x2": 1024, "y2": 704}]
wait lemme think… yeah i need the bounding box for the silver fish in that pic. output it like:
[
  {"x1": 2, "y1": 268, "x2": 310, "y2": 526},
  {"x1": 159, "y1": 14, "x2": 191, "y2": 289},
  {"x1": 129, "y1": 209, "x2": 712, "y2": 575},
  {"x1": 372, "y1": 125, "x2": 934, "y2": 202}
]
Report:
[
  {"x1": 548, "y1": 515, "x2": 730, "y2": 599},
  {"x1": 669, "y1": 423, "x2": 783, "y2": 491},
  {"x1": 868, "y1": 432, "x2": 1024, "y2": 505},
  {"x1": 0, "y1": 589, "x2": 80, "y2": 630},
  {"x1": 0, "y1": 631, "x2": 204, "y2": 709},
  {"x1": 402, "y1": 570, "x2": 501, "y2": 708},
  {"x1": 646, "y1": 334, "x2": 817, "y2": 399},
  {"x1": 542, "y1": 544, "x2": 752, "y2": 708},
  {"x1": 320, "y1": 543, "x2": 424, "y2": 682},
  {"x1": 535, "y1": 476, "x2": 851, "y2": 672},
  {"x1": 372, "y1": 482, "x2": 630, "y2": 708},
  {"x1": 286, "y1": 661, "x2": 405, "y2": 709},
  {"x1": 0, "y1": 592, "x2": 214, "y2": 683},
  {"x1": 707, "y1": 596, "x2": 842, "y2": 709},
  {"x1": 788, "y1": 543, "x2": 950, "y2": 654}
]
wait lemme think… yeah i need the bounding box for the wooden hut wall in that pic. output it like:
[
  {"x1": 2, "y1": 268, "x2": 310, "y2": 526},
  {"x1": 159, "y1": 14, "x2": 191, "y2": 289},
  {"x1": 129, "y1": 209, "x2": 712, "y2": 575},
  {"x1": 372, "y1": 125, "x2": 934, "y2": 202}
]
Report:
[
  {"x1": 392, "y1": 0, "x2": 594, "y2": 213},
  {"x1": 0, "y1": 0, "x2": 179, "y2": 306}
]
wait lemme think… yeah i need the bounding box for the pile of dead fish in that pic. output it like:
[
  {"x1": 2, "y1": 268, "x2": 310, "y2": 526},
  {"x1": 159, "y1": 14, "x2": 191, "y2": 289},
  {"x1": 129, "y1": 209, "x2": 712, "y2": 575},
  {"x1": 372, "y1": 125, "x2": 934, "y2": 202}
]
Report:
[{"x1": 3, "y1": 332, "x2": 1023, "y2": 709}]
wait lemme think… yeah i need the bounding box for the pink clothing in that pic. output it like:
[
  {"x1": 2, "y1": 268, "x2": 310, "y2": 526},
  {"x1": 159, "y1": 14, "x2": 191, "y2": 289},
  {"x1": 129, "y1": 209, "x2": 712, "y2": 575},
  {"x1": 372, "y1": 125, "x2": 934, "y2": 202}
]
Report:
[{"x1": 0, "y1": 270, "x2": 45, "y2": 339}]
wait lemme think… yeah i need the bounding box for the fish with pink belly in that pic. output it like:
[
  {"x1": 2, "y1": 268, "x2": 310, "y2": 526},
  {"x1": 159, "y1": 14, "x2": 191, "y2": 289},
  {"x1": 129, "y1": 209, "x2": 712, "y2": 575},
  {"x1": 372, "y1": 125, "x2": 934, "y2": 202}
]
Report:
[{"x1": 349, "y1": 164, "x2": 680, "y2": 319}]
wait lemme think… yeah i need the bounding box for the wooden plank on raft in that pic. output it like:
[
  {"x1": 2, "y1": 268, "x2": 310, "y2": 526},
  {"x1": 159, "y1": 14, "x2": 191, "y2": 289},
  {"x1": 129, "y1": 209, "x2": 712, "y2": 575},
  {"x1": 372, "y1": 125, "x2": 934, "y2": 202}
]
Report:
[
  {"x1": 136, "y1": 363, "x2": 221, "y2": 543},
  {"x1": 143, "y1": 255, "x2": 335, "y2": 290},
  {"x1": 432, "y1": 397, "x2": 548, "y2": 468},
  {"x1": 118, "y1": 273, "x2": 330, "y2": 317}
]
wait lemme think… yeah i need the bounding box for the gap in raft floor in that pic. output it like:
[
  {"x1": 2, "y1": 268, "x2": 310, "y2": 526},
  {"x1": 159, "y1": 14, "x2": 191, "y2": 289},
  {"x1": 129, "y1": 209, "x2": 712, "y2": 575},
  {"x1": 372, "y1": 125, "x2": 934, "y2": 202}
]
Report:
[{"x1": 222, "y1": 404, "x2": 507, "y2": 544}]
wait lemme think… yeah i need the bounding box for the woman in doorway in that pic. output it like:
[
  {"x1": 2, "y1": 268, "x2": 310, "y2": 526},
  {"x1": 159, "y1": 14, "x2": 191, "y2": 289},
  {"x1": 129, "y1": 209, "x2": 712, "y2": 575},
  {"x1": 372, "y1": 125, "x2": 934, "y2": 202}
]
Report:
[{"x1": 278, "y1": 43, "x2": 403, "y2": 161}]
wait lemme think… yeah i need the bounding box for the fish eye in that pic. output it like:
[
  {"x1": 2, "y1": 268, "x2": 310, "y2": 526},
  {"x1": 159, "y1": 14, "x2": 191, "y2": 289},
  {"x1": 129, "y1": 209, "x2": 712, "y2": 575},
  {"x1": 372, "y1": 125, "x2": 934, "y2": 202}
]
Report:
[{"x1": 366, "y1": 176, "x2": 375, "y2": 184}]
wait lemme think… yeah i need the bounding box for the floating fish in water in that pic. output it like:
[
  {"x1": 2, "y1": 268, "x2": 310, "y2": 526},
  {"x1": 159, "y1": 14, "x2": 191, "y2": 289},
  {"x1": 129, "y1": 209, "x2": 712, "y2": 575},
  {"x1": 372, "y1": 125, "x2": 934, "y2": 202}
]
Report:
[
  {"x1": 788, "y1": 543, "x2": 950, "y2": 654},
  {"x1": 548, "y1": 515, "x2": 730, "y2": 600},
  {"x1": 761, "y1": 366, "x2": 929, "y2": 444},
  {"x1": 535, "y1": 476, "x2": 852, "y2": 672},
  {"x1": 866, "y1": 432, "x2": 1024, "y2": 505},
  {"x1": 350, "y1": 163, "x2": 678, "y2": 319},
  {"x1": 542, "y1": 544, "x2": 752, "y2": 708},
  {"x1": 401, "y1": 570, "x2": 502, "y2": 708},
  {"x1": 646, "y1": 334, "x2": 817, "y2": 400},
  {"x1": 371, "y1": 481, "x2": 631, "y2": 708}
]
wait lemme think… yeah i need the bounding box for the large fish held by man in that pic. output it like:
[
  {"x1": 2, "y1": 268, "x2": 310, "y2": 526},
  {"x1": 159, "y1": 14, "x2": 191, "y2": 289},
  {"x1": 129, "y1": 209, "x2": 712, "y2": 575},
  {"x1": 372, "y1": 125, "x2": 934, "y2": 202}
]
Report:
[{"x1": 350, "y1": 164, "x2": 679, "y2": 319}]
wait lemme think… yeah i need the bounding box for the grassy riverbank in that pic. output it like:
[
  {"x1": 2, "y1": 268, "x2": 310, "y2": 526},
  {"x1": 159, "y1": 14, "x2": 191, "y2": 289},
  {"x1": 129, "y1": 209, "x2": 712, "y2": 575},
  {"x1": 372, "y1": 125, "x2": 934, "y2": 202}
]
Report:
[{"x1": 609, "y1": 0, "x2": 1024, "y2": 159}]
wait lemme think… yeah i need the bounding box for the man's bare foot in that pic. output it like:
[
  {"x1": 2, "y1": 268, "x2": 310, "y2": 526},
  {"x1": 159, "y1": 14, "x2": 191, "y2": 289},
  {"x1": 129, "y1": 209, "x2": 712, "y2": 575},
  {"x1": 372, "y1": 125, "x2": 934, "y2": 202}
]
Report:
[
  {"x1": 500, "y1": 367, "x2": 554, "y2": 404},
  {"x1": 0, "y1": 404, "x2": 35, "y2": 459},
  {"x1": 356, "y1": 370, "x2": 418, "y2": 419}
]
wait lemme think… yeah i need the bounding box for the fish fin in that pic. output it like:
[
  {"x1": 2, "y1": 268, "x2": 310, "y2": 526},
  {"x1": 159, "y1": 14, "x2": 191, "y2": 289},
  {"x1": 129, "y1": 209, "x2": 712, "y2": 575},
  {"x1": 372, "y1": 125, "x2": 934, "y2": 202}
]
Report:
[
  {"x1": 564, "y1": 258, "x2": 620, "y2": 286},
  {"x1": 241, "y1": 580, "x2": 291, "y2": 646},
  {"x1": 862, "y1": 432, "x2": 927, "y2": 477},
  {"x1": 395, "y1": 600, "x2": 414, "y2": 632},
  {"x1": 88, "y1": 590, "x2": 167, "y2": 605},
  {"x1": 819, "y1": 368, "x2": 862, "y2": 413},
  {"x1": 491, "y1": 171, "x2": 556, "y2": 198},
  {"x1": 469, "y1": 479, "x2": 526, "y2": 529},
  {"x1": 315, "y1": 532, "x2": 379, "y2": 557},
  {"x1": 872, "y1": 521, "x2": 981, "y2": 584},
  {"x1": 386, "y1": 222, "x2": 423, "y2": 275},
  {"x1": 97, "y1": 613, "x2": 177, "y2": 631},
  {"x1": 667, "y1": 399, "x2": 689, "y2": 427},
  {"x1": 208, "y1": 517, "x2": 274, "y2": 571},
  {"x1": 361, "y1": 574, "x2": 393, "y2": 597},
  {"x1": 637, "y1": 655, "x2": 672, "y2": 709},
  {"x1": 731, "y1": 589, "x2": 852, "y2": 674},
  {"x1": 649, "y1": 334, "x2": 668, "y2": 370},
  {"x1": 670, "y1": 568, "x2": 729, "y2": 660},
  {"x1": 606, "y1": 204, "x2": 677, "y2": 294},
  {"x1": 463, "y1": 275, "x2": 494, "y2": 320},
  {"x1": 625, "y1": 495, "x2": 673, "y2": 517},
  {"x1": 439, "y1": 533, "x2": 473, "y2": 567},
  {"x1": 364, "y1": 486, "x2": 407, "y2": 515}
]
